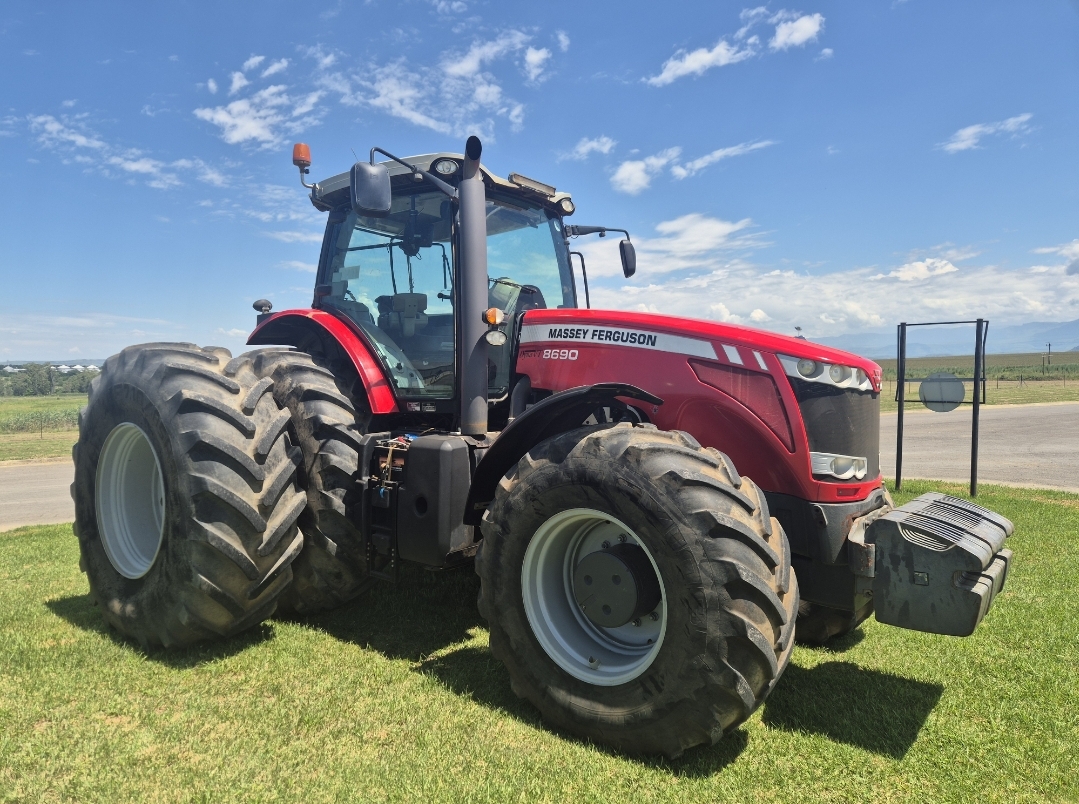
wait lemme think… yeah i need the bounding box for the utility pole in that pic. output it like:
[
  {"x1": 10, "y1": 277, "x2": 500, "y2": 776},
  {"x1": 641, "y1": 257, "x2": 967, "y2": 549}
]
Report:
[{"x1": 1047, "y1": 342, "x2": 1051, "y2": 366}]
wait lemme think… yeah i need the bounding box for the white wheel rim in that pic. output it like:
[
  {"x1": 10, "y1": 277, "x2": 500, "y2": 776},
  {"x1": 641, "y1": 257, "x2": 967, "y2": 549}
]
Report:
[
  {"x1": 521, "y1": 508, "x2": 667, "y2": 686},
  {"x1": 95, "y1": 422, "x2": 166, "y2": 579}
]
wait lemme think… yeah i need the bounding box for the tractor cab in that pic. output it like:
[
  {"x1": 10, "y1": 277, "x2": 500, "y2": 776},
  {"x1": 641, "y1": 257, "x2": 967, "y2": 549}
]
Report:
[{"x1": 306, "y1": 154, "x2": 578, "y2": 409}]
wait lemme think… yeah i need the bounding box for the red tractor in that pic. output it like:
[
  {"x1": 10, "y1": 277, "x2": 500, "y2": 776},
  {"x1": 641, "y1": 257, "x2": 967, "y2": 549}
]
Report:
[{"x1": 72, "y1": 137, "x2": 1013, "y2": 757}]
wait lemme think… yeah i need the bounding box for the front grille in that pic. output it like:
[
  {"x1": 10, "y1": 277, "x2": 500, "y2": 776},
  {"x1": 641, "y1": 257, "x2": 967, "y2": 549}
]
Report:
[{"x1": 789, "y1": 378, "x2": 880, "y2": 482}]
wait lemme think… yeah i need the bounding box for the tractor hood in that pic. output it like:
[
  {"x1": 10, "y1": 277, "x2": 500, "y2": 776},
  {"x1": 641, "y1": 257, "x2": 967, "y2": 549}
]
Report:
[{"x1": 519, "y1": 308, "x2": 883, "y2": 392}]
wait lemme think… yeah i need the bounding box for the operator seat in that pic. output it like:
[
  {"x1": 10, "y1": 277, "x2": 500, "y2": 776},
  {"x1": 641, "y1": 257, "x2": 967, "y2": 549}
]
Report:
[{"x1": 375, "y1": 293, "x2": 429, "y2": 338}]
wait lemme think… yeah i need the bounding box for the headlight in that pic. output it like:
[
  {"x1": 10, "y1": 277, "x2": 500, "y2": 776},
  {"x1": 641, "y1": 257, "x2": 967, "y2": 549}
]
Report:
[
  {"x1": 829, "y1": 364, "x2": 851, "y2": 383},
  {"x1": 810, "y1": 452, "x2": 868, "y2": 480},
  {"x1": 432, "y1": 158, "x2": 458, "y2": 175},
  {"x1": 778, "y1": 355, "x2": 875, "y2": 391}
]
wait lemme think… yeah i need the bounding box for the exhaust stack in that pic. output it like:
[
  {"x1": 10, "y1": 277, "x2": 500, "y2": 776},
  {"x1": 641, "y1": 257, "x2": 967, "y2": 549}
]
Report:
[{"x1": 458, "y1": 136, "x2": 488, "y2": 436}]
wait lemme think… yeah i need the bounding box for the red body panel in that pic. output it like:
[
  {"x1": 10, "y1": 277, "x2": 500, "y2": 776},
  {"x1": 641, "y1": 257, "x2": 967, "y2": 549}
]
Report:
[
  {"x1": 247, "y1": 308, "x2": 399, "y2": 414},
  {"x1": 515, "y1": 308, "x2": 883, "y2": 503}
]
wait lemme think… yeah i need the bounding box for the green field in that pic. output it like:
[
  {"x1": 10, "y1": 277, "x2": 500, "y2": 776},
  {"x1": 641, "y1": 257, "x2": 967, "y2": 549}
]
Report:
[
  {"x1": 876, "y1": 351, "x2": 1079, "y2": 380},
  {"x1": 1, "y1": 480, "x2": 1075, "y2": 802},
  {"x1": 0, "y1": 394, "x2": 85, "y2": 463}
]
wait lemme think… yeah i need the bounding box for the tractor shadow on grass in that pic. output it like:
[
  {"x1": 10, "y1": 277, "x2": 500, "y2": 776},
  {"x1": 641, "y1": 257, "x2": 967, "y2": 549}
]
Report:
[
  {"x1": 301, "y1": 567, "x2": 751, "y2": 773},
  {"x1": 415, "y1": 641, "x2": 751, "y2": 775},
  {"x1": 45, "y1": 593, "x2": 276, "y2": 668},
  {"x1": 761, "y1": 661, "x2": 944, "y2": 758},
  {"x1": 296, "y1": 564, "x2": 486, "y2": 663}
]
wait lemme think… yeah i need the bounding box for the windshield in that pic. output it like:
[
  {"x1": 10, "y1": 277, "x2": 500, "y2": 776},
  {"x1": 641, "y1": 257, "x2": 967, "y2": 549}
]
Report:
[{"x1": 320, "y1": 189, "x2": 574, "y2": 398}]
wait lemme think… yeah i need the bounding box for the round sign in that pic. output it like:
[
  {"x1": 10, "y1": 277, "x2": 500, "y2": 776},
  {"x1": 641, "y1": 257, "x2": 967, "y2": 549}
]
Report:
[{"x1": 919, "y1": 372, "x2": 965, "y2": 412}]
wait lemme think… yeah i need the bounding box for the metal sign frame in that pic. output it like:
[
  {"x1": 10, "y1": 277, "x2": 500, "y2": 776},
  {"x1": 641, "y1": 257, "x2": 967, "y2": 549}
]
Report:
[{"x1": 895, "y1": 319, "x2": 988, "y2": 496}]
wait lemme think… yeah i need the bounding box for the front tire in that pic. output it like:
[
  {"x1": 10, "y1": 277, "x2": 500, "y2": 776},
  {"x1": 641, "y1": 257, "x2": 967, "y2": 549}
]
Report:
[
  {"x1": 72, "y1": 344, "x2": 307, "y2": 648},
  {"x1": 476, "y1": 423, "x2": 798, "y2": 758}
]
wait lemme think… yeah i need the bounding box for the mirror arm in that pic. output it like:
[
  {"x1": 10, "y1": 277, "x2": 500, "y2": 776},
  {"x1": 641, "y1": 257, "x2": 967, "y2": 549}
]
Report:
[
  {"x1": 569, "y1": 251, "x2": 590, "y2": 309},
  {"x1": 369, "y1": 146, "x2": 458, "y2": 200},
  {"x1": 565, "y1": 225, "x2": 631, "y2": 242}
]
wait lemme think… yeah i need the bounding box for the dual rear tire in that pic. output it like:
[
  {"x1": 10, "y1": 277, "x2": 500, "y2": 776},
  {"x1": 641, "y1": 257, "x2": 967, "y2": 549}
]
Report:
[{"x1": 73, "y1": 344, "x2": 307, "y2": 648}]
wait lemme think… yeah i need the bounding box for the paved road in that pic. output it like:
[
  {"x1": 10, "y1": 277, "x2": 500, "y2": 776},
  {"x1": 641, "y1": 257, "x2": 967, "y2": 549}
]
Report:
[
  {"x1": 0, "y1": 460, "x2": 74, "y2": 531},
  {"x1": 880, "y1": 402, "x2": 1079, "y2": 493},
  {"x1": 2, "y1": 402, "x2": 1077, "y2": 530}
]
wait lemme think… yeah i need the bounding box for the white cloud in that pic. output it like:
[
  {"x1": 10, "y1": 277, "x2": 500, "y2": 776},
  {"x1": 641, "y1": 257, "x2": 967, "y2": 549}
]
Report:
[
  {"x1": 563, "y1": 135, "x2": 616, "y2": 161},
  {"x1": 242, "y1": 55, "x2": 265, "y2": 72},
  {"x1": 431, "y1": 0, "x2": 467, "y2": 12},
  {"x1": 1, "y1": 312, "x2": 183, "y2": 359},
  {"x1": 280, "y1": 260, "x2": 317, "y2": 272},
  {"x1": 580, "y1": 214, "x2": 1079, "y2": 337},
  {"x1": 61, "y1": 99, "x2": 77, "y2": 108},
  {"x1": 207, "y1": 78, "x2": 218, "y2": 94},
  {"x1": 649, "y1": 9, "x2": 826, "y2": 85},
  {"x1": 646, "y1": 38, "x2": 757, "y2": 86},
  {"x1": 228, "y1": 71, "x2": 250, "y2": 95},
  {"x1": 1033, "y1": 239, "x2": 1079, "y2": 258},
  {"x1": 265, "y1": 230, "x2": 324, "y2": 243},
  {"x1": 261, "y1": 58, "x2": 289, "y2": 78},
  {"x1": 359, "y1": 62, "x2": 452, "y2": 134},
  {"x1": 28, "y1": 114, "x2": 106, "y2": 150},
  {"x1": 303, "y1": 45, "x2": 337, "y2": 70},
  {"x1": 28, "y1": 114, "x2": 231, "y2": 189},
  {"x1": 770, "y1": 12, "x2": 824, "y2": 50},
  {"x1": 817, "y1": 47, "x2": 833, "y2": 60},
  {"x1": 325, "y1": 32, "x2": 534, "y2": 139},
  {"x1": 524, "y1": 47, "x2": 551, "y2": 82},
  {"x1": 939, "y1": 113, "x2": 1034, "y2": 153},
  {"x1": 442, "y1": 31, "x2": 529, "y2": 78},
  {"x1": 577, "y1": 213, "x2": 759, "y2": 278},
  {"x1": 611, "y1": 148, "x2": 682, "y2": 194},
  {"x1": 194, "y1": 85, "x2": 319, "y2": 147},
  {"x1": 874, "y1": 257, "x2": 959, "y2": 282},
  {"x1": 670, "y1": 139, "x2": 774, "y2": 178},
  {"x1": 557, "y1": 31, "x2": 570, "y2": 52}
]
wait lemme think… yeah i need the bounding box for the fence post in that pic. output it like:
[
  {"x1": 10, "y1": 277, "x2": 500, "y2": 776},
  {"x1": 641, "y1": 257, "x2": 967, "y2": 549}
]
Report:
[
  {"x1": 896, "y1": 322, "x2": 907, "y2": 491},
  {"x1": 971, "y1": 319, "x2": 983, "y2": 497}
]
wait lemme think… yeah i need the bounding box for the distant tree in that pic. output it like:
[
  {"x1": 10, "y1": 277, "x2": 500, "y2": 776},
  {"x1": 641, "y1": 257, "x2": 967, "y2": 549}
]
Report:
[
  {"x1": 11, "y1": 364, "x2": 54, "y2": 396},
  {"x1": 54, "y1": 370, "x2": 94, "y2": 394}
]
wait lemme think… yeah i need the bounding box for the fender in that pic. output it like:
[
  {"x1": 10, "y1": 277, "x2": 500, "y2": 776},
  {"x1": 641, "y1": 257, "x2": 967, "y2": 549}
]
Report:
[
  {"x1": 463, "y1": 382, "x2": 663, "y2": 526},
  {"x1": 247, "y1": 308, "x2": 398, "y2": 414}
]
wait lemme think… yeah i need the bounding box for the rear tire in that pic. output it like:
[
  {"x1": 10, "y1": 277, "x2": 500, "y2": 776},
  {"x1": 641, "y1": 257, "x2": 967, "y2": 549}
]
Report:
[
  {"x1": 249, "y1": 349, "x2": 369, "y2": 614},
  {"x1": 71, "y1": 344, "x2": 306, "y2": 648},
  {"x1": 795, "y1": 599, "x2": 873, "y2": 645},
  {"x1": 476, "y1": 423, "x2": 798, "y2": 758}
]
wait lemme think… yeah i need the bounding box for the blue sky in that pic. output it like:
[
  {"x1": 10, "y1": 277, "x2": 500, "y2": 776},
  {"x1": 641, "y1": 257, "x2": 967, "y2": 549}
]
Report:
[{"x1": 2, "y1": 1, "x2": 1078, "y2": 359}]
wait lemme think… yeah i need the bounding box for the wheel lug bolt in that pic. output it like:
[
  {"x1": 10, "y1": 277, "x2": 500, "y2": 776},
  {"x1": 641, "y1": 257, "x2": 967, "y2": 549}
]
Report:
[
  {"x1": 632, "y1": 618, "x2": 641, "y2": 627},
  {"x1": 601, "y1": 540, "x2": 611, "y2": 549},
  {"x1": 649, "y1": 611, "x2": 659, "y2": 621},
  {"x1": 618, "y1": 534, "x2": 627, "y2": 543}
]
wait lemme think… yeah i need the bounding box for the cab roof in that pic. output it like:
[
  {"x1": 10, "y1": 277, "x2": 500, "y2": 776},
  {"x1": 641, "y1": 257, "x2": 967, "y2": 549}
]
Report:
[{"x1": 309, "y1": 152, "x2": 573, "y2": 216}]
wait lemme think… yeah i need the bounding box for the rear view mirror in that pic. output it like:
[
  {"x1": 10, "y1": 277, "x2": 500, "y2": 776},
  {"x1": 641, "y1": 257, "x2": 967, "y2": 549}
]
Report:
[
  {"x1": 350, "y1": 161, "x2": 391, "y2": 217},
  {"x1": 619, "y1": 239, "x2": 636, "y2": 278}
]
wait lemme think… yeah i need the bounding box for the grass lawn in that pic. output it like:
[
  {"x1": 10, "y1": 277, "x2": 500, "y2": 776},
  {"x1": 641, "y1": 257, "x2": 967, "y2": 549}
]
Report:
[
  {"x1": 1, "y1": 480, "x2": 1076, "y2": 802},
  {"x1": 878, "y1": 380, "x2": 1079, "y2": 412},
  {"x1": 0, "y1": 394, "x2": 87, "y2": 416},
  {"x1": 0, "y1": 431, "x2": 79, "y2": 463},
  {"x1": 0, "y1": 394, "x2": 85, "y2": 463}
]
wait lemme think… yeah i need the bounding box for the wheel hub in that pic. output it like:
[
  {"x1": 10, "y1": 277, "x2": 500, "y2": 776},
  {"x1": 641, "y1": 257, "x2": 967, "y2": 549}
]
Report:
[
  {"x1": 95, "y1": 422, "x2": 166, "y2": 579},
  {"x1": 572, "y1": 544, "x2": 662, "y2": 628},
  {"x1": 520, "y1": 508, "x2": 668, "y2": 686}
]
